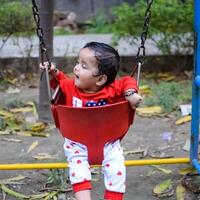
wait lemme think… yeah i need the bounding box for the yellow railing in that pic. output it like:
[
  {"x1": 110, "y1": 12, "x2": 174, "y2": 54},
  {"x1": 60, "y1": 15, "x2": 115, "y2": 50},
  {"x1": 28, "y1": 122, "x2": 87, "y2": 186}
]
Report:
[{"x1": 0, "y1": 158, "x2": 190, "y2": 170}]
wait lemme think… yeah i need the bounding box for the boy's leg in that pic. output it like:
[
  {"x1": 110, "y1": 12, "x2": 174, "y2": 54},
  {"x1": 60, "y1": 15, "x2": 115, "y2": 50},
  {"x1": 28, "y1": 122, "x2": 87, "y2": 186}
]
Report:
[
  {"x1": 102, "y1": 140, "x2": 126, "y2": 200},
  {"x1": 75, "y1": 190, "x2": 92, "y2": 200},
  {"x1": 63, "y1": 138, "x2": 92, "y2": 200}
]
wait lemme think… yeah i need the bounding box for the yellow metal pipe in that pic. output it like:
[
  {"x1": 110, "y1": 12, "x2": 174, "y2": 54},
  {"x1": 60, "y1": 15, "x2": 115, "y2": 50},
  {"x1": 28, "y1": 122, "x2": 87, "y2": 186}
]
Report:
[{"x1": 0, "y1": 158, "x2": 190, "y2": 170}]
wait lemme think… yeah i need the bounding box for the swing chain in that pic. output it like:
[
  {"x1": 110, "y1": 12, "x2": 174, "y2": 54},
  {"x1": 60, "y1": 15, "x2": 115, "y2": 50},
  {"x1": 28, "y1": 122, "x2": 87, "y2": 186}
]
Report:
[
  {"x1": 132, "y1": 0, "x2": 154, "y2": 76},
  {"x1": 31, "y1": 0, "x2": 51, "y2": 66}
]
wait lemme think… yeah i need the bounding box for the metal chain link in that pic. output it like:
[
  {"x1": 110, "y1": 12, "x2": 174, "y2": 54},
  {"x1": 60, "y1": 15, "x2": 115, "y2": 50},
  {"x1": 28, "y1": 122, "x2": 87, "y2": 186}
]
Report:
[
  {"x1": 131, "y1": 0, "x2": 154, "y2": 78},
  {"x1": 32, "y1": 0, "x2": 52, "y2": 100},
  {"x1": 32, "y1": 0, "x2": 51, "y2": 66}
]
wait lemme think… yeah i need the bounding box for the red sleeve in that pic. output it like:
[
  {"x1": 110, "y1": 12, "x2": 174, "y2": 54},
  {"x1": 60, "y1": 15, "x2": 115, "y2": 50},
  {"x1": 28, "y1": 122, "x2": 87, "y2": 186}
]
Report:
[
  {"x1": 112, "y1": 76, "x2": 138, "y2": 95},
  {"x1": 50, "y1": 71, "x2": 69, "y2": 89}
]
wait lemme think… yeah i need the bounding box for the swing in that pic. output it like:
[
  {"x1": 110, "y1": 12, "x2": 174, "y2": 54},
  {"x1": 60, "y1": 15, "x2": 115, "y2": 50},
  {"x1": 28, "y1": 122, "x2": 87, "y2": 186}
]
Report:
[{"x1": 32, "y1": 0, "x2": 153, "y2": 165}]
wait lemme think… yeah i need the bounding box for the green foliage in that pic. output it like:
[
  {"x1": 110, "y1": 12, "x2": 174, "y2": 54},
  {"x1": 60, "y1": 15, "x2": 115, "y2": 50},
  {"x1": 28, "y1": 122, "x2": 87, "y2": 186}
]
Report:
[
  {"x1": 112, "y1": 0, "x2": 193, "y2": 54},
  {"x1": 54, "y1": 27, "x2": 73, "y2": 36},
  {"x1": 46, "y1": 169, "x2": 68, "y2": 190},
  {"x1": 85, "y1": 12, "x2": 112, "y2": 34},
  {"x1": 144, "y1": 80, "x2": 192, "y2": 113},
  {"x1": 0, "y1": 1, "x2": 34, "y2": 36}
]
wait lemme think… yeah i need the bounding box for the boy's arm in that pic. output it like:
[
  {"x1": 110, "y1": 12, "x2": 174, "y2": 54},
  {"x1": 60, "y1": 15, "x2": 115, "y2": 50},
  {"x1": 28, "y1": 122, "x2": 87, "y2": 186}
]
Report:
[
  {"x1": 115, "y1": 76, "x2": 142, "y2": 109},
  {"x1": 39, "y1": 62, "x2": 68, "y2": 89},
  {"x1": 124, "y1": 90, "x2": 142, "y2": 109}
]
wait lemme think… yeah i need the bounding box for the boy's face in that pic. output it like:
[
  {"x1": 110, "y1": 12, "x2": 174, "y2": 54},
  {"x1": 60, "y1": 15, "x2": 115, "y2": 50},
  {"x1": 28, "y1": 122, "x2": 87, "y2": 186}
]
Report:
[{"x1": 73, "y1": 47, "x2": 100, "y2": 93}]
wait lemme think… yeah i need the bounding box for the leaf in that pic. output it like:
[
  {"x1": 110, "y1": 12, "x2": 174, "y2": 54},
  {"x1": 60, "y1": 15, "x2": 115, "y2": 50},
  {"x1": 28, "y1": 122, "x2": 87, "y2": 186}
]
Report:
[
  {"x1": 6, "y1": 87, "x2": 20, "y2": 94},
  {"x1": 0, "y1": 130, "x2": 12, "y2": 135},
  {"x1": 139, "y1": 85, "x2": 152, "y2": 94},
  {"x1": 137, "y1": 106, "x2": 162, "y2": 116},
  {"x1": 153, "y1": 179, "x2": 172, "y2": 195},
  {"x1": 30, "y1": 122, "x2": 46, "y2": 132},
  {"x1": 44, "y1": 191, "x2": 58, "y2": 200},
  {"x1": 30, "y1": 132, "x2": 49, "y2": 137},
  {"x1": 2, "y1": 138, "x2": 21, "y2": 143},
  {"x1": 10, "y1": 107, "x2": 33, "y2": 113},
  {"x1": 6, "y1": 118, "x2": 21, "y2": 131},
  {"x1": 29, "y1": 192, "x2": 49, "y2": 199},
  {"x1": 175, "y1": 115, "x2": 191, "y2": 125},
  {"x1": 27, "y1": 141, "x2": 39, "y2": 153},
  {"x1": 1, "y1": 184, "x2": 29, "y2": 199},
  {"x1": 26, "y1": 101, "x2": 37, "y2": 115},
  {"x1": 179, "y1": 167, "x2": 197, "y2": 175},
  {"x1": 176, "y1": 184, "x2": 186, "y2": 200},
  {"x1": 124, "y1": 147, "x2": 148, "y2": 158},
  {"x1": 0, "y1": 110, "x2": 12, "y2": 118},
  {"x1": 0, "y1": 175, "x2": 26, "y2": 184},
  {"x1": 151, "y1": 165, "x2": 172, "y2": 174},
  {"x1": 32, "y1": 153, "x2": 55, "y2": 160}
]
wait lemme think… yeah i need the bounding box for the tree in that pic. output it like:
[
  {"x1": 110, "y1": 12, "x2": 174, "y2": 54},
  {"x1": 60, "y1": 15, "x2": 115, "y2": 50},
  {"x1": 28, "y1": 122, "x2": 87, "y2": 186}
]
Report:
[{"x1": 37, "y1": 0, "x2": 54, "y2": 122}]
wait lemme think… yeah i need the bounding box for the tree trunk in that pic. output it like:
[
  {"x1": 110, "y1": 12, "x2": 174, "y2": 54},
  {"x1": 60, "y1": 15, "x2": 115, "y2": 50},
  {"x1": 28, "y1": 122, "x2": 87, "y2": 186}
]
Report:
[{"x1": 38, "y1": 0, "x2": 54, "y2": 122}]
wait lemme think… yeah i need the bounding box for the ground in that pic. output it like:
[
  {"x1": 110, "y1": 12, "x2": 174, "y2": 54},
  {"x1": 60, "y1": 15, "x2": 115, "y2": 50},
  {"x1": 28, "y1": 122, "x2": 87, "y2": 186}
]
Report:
[{"x1": 0, "y1": 85, "x2": 198, "y2": 200}]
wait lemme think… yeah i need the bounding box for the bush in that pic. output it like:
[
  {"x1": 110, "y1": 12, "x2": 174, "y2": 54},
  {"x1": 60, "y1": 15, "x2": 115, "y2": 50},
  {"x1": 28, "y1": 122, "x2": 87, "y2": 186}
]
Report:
[
  {"x1": 0, "y1": 1, "x2": 34, "y2": 36},
  {"x1": 85, "y1": 12, "x2": 112, "y2": 34},
  {"x1": 112, "y1": 0, "x2": 193, "y2": 54},
  {"x1": 144, "y1": 80, "x2": 192, "y2": 113}
]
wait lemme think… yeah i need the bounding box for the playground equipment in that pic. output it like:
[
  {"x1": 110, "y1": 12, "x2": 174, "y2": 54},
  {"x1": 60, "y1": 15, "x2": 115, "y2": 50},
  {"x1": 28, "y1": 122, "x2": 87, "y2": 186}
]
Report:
[{"x1": 0, "y1": 0, "x2": 198, "y2": 170}]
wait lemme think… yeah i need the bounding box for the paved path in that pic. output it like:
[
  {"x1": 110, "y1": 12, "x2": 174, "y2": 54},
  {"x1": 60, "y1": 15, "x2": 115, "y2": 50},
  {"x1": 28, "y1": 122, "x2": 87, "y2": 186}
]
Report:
[{"x1": 0, "y1": 34, "x2": 162, "y2": 58}]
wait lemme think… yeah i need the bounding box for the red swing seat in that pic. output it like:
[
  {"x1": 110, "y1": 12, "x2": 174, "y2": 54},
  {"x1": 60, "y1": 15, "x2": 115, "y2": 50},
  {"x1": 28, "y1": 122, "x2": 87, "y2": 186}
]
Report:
[{"x1": 51, "y1": 89, "x2": 135, "y2": 165}]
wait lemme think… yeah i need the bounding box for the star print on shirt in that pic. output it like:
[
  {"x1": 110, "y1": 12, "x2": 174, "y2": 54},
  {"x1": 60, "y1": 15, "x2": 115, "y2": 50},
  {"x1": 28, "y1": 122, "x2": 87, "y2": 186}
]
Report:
[{"x1": 85, "y1": 99, "x2": 108, "y2": 107}]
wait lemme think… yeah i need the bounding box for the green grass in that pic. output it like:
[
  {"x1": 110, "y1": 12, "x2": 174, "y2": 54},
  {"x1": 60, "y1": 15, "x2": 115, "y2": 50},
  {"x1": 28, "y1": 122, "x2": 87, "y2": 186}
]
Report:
[{"x1": 143, "y1": 80, "x2": 192, "y2": 114}]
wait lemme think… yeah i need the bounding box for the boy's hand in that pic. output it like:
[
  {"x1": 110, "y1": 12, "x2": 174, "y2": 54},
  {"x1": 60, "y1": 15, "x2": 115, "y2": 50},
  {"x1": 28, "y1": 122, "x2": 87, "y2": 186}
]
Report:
[
  {"x1": 39, "y1": 62, "x2": 58, "y2": 75},
  {"x1": 125, "y1": 91, "x2": 143, "y2": 109}
]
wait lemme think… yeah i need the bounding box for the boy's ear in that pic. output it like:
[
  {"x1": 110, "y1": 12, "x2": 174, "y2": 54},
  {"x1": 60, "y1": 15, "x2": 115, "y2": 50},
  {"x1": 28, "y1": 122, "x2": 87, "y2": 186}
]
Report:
[{"x1": 96, "y1": 74, "x2": 107, "y2": 86}]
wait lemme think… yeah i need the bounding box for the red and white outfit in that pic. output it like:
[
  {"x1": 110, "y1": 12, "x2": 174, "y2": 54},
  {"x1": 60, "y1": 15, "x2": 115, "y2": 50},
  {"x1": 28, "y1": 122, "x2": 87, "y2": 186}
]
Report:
[{"x1": 51, "y1": 71, "x2": 138, "y2": 200}]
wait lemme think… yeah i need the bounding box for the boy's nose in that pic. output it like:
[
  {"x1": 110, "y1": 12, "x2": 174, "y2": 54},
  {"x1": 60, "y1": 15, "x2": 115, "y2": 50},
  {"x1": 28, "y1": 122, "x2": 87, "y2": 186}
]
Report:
[{"x1": 74, "y1": 63, "x2": 80, "y2": 72}]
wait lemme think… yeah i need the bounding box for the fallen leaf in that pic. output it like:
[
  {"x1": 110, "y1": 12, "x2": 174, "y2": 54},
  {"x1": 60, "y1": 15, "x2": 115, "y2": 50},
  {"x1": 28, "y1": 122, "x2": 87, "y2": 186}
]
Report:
[
  {"x1": 32, "y1": 153, "x2": 55, "y2": 160},
  {"x1": 30, "y1": 132, "x2": 49, "y2": 137},
  {"x1": 1, "y1": 184, "x2": 29, "y2": 199},
  {"x1": 6, "y1": 87, "x2": 20, "y2": 94},
  {"x1": 183, "y1": 138, "x2": 190, "y2": 152},
  {"x1": 5, "y1": 78, "x2": 17, "y2": 85},
  {"x1": 151, "y1": 165, "x2": 172, "y2": 174},
  {"x1": 29, "y1": 192, "x2": 49, "y2": 199},
  {"x1": 0, "y1": 110, "x2": 12, "y2": 118},
  {"x1": 30, "y1": 122, "x2": 46, "y2": 132},
  {"x1": 137, "y1": 106, "x2": 162, "y2": 116},
  {"x1": 176, "y1": 184, "x2": 186, "y2": 200},
  {"x1": 150, "y1": 152, "x2": 173, "y2": 159},
  {"x1": 175, "y1": 115, "x2": 191, "y2": 125},
  {"x1": 2, "y1": 138, "x2": 21, "y2": 143},
  {"x1": 10, "y1": 107, "x2": 33, "y2": 113},
  {"x1": 44, "y1": 191, "x2": 58, "y2": 200},
  {"x1": 27, "y1": 141, "x2": 39, "y2": 153},
  {"x1": 146, "y1": 169, "x2": 156, "y2": 177},
  {"x1": 0, "y1": 175, "x2": 26, "y2": 184},
  {"x1": 26, "y1": 101, "x2": 37, "y2": 115},
  {"x1": 179, "y1": 167, "x2": 197, "y2": 175},
  {"x1": 15, "y1": 131, "x2": 49, "y2": 137},
  {"x1": 0, "y1": 130, "x2": 12, "y2": 135},
  {"x1": 153, "y1": 179, "x2": 172, "y2": 195},
  {"x1": 124, "y1": 147, "x2": 148, "y2": 158},
  {"x1": 6, "y1": 118, "x2": 21, "y2": 131},
  {"x1": 139, "y1": 85, "x2": 152, "y2": 94}
]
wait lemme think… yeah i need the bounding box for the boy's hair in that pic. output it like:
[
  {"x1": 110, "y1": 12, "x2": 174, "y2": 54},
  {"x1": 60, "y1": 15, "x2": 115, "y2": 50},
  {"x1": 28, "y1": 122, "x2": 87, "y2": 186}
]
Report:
[{"x1": 83, "y1": 42, "x2": 120, "y2": 86}]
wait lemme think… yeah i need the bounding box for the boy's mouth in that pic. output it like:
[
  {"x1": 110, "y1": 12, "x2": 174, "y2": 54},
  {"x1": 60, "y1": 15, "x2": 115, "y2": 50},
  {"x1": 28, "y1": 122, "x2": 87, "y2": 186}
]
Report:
[{"x1": 74, "y1": 74, "x2": 79, "y2": 79}]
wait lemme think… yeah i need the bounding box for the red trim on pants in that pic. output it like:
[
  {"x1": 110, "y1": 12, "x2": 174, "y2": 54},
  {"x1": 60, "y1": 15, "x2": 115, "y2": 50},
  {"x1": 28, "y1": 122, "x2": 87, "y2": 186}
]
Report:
[
  {"x1": 104, "y1": 190, "x2": 124, "y2": 200},
  {"x1": 72, "y1": 180, "x2": 92, "y2": 193}
]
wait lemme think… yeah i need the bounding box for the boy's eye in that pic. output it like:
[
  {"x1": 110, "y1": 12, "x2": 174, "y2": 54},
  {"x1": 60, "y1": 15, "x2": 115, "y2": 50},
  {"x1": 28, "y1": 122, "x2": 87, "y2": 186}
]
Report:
[{"x1": 81, "y1": 64, "x2": 87, "y2": 69}]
